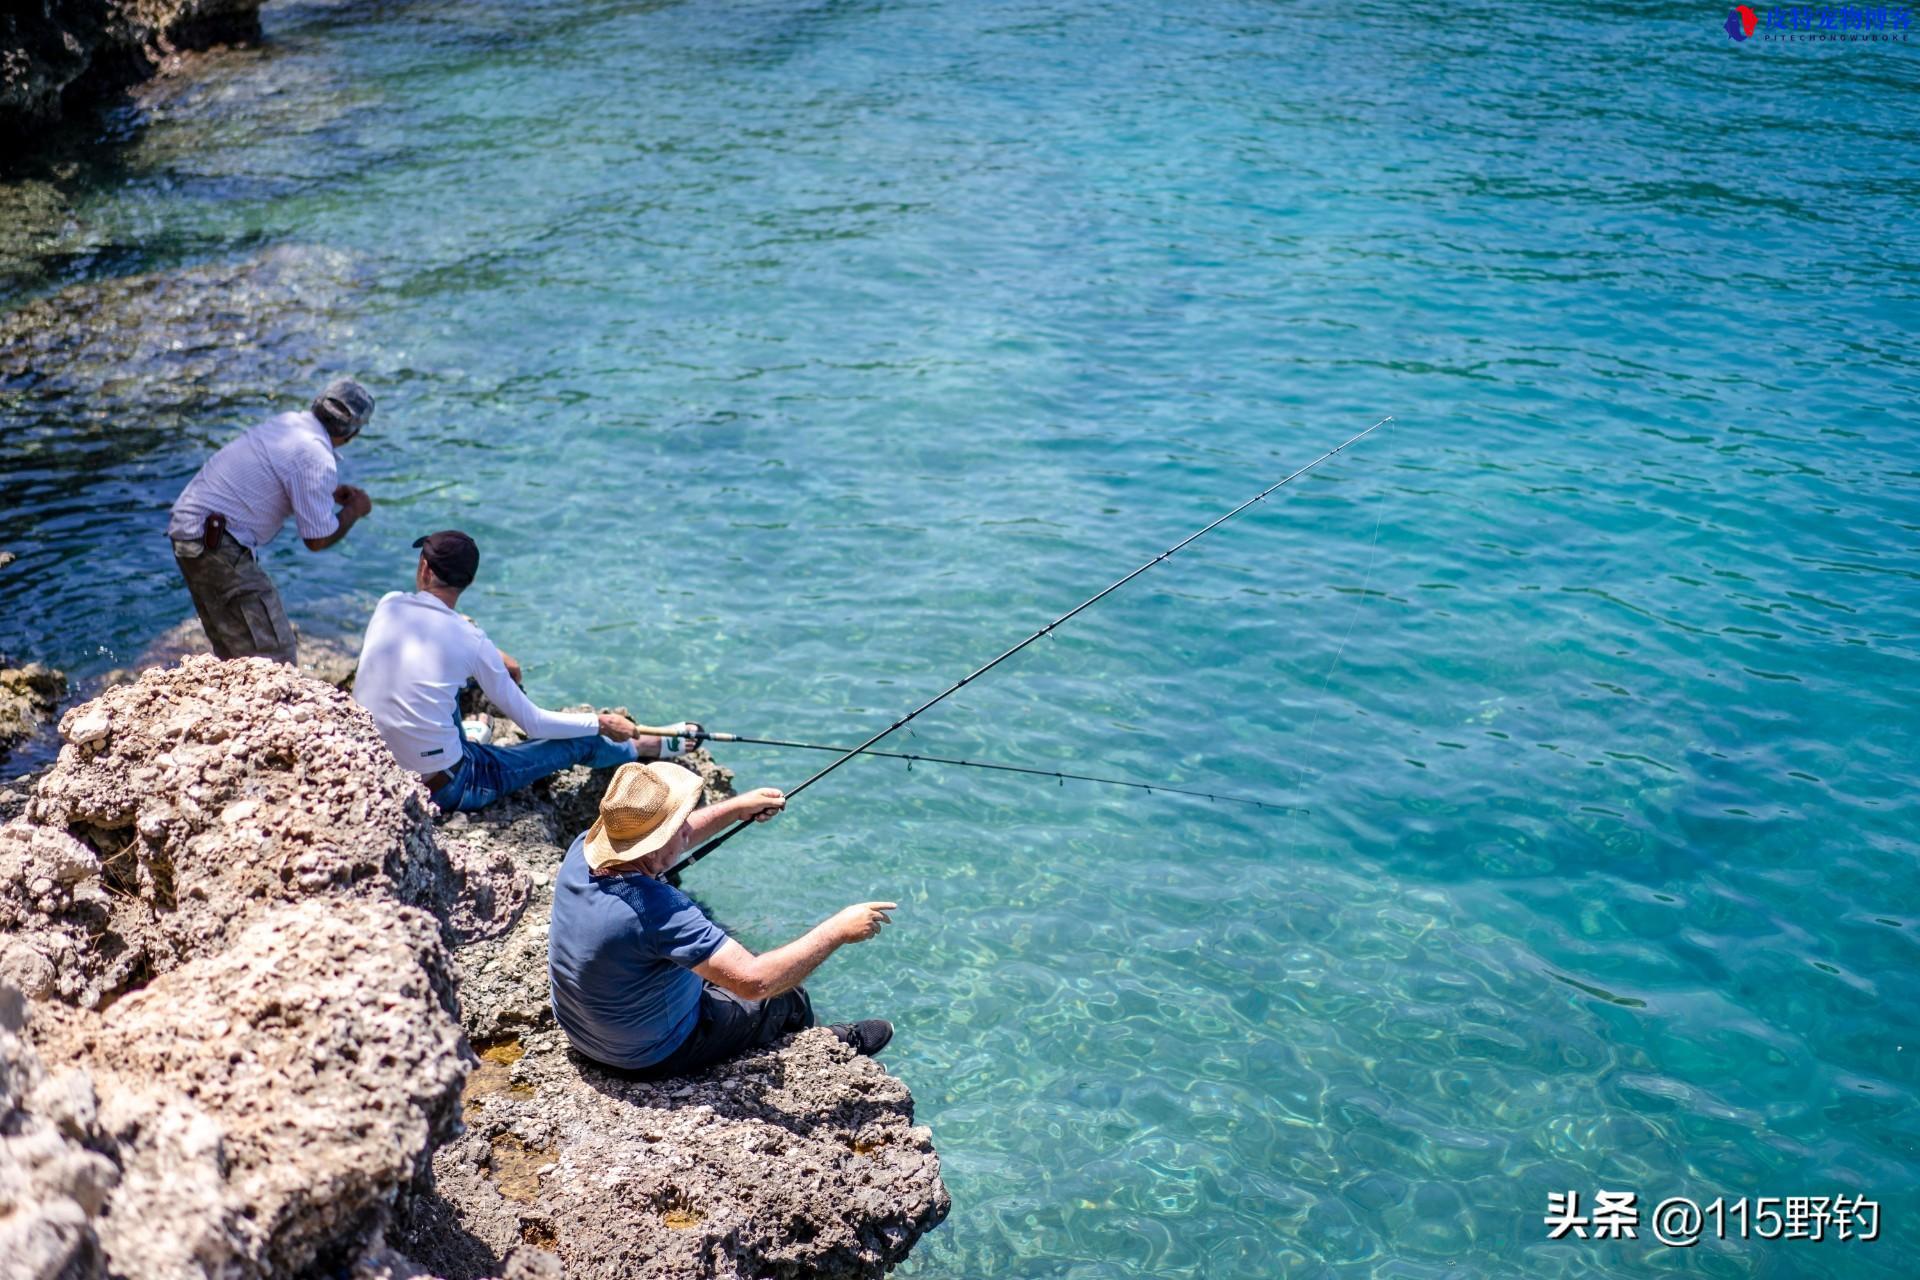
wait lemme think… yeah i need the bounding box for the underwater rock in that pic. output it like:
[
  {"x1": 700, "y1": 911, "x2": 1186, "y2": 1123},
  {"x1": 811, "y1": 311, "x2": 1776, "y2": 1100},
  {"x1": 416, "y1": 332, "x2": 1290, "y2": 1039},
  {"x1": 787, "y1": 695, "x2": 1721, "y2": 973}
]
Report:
[
  {"x1": 0, "y1": 661, "x2": 66, "y2": 764},
  {"x1": 0, "y1": 244, "x2": 363, "y2": 488},
  {"x1": 0, "y1": 0, "x2": 263, "y2": 137}
]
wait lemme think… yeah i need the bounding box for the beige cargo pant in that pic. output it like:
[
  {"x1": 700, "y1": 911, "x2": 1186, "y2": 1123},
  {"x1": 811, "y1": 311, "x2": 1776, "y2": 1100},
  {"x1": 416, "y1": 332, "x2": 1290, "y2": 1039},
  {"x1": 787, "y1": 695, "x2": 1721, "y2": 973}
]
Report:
[{"x1": 171, "y1": 534, "x2": 297, "y2": 664}]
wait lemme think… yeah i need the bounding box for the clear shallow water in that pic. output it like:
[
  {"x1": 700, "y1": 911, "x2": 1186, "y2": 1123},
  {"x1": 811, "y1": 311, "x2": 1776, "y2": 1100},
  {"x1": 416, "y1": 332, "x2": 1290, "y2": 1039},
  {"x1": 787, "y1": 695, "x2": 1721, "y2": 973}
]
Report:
[{"x1": 3, "y1": 1, "x2": 1917, "y2": 1275}]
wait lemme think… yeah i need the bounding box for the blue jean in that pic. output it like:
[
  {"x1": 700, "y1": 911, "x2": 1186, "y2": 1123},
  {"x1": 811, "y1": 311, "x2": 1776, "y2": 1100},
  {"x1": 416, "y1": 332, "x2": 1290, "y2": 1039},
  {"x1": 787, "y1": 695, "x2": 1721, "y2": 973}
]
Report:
[{"x1": 430, "y1": 732, "x2": 637, "y2": 812}]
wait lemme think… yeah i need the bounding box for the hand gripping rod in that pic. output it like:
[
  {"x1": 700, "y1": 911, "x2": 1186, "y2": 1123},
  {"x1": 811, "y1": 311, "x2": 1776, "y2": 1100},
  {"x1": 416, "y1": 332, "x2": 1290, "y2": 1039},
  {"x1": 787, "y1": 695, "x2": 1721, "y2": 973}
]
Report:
[{"x1": 667, "y1": 415, "x2": 1392, "y2": 877}]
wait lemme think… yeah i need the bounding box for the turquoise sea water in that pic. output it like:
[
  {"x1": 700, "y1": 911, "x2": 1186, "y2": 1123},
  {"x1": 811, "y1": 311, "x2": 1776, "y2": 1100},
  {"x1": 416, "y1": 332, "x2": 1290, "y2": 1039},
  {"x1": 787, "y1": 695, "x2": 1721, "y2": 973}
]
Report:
[{"x1": 3, "y1": 1, "x2": 1917, "y2": 1275}]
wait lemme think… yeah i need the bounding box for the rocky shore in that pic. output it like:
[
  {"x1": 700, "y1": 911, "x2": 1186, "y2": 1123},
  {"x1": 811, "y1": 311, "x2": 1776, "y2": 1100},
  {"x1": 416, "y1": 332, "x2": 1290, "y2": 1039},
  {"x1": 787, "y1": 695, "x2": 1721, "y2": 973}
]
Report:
[
  {"x1": 0, "y1": 662, "x2": 64, "y2": 766},
  {"x1": 0, "y1": 656, "x2": 948, "y2": 1278},
  {"x1": 1, "y1": 0, "x2": 263, "y2": 139}
]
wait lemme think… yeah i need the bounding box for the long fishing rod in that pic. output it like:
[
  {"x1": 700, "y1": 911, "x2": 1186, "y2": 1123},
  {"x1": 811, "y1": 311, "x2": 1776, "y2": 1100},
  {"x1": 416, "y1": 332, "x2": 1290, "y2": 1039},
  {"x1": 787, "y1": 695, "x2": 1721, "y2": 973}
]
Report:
[
  {"x1": 667, "y1": 414, "x2": 1392, "y2": 877},
  {"x1": 692, "y1": 730, "x2": 1307, "y2": 813}
]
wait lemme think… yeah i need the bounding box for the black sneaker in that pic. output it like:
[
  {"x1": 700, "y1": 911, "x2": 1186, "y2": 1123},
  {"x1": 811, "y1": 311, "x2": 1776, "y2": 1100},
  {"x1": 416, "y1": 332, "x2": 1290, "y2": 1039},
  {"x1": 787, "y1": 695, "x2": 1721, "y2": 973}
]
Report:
[{"x1": 828, "y1": 1019, "x2": 894, "y2": 1057}]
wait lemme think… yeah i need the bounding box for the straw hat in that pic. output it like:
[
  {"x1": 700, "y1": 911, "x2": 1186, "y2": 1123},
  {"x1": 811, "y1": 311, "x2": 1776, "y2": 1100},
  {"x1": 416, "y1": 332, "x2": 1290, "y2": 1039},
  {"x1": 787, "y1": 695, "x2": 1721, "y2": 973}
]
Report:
[{"x1": 583, "y1": 761, "x2": 705, "y2": 874}]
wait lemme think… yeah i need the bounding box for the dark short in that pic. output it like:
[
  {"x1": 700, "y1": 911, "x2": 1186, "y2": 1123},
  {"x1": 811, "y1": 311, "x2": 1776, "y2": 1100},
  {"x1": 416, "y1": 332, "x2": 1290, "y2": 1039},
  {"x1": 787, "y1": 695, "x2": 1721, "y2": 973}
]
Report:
[{"x1": 586, "y1": 981, "x2": 814, "y2": 1081}]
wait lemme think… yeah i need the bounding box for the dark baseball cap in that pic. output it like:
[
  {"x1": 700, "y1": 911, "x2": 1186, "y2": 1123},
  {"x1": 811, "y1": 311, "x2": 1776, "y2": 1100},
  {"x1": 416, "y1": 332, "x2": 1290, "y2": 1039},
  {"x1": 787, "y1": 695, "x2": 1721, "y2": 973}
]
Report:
[{"x1": 413, "y1": 530, "x2": 479, "y2": 589}]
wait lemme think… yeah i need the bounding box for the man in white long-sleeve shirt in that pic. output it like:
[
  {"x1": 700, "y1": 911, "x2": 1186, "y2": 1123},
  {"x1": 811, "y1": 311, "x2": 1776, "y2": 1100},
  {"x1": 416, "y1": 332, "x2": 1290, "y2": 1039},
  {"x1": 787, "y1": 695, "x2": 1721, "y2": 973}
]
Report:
[{"x1": 354, "y1": 530, "x2": 694, "y2": 812}]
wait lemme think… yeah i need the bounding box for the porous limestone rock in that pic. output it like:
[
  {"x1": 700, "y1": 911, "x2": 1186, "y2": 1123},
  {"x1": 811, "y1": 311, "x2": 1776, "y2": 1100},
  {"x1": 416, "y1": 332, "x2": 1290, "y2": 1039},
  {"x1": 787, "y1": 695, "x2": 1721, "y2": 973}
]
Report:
[
  {"x1": 0, "y1": 822, "x2": 108, "y2": 1005},
  {"x1": 11, "y1": 655, "x2": 454, "y2": 1007},
  {"x1": 42, "y1": 899, "x2": 466, "y2": 1280},
  {"x1": 0, "y1": 655, "x2": 476, "y2": 1279},
  {"x1": 106, "y1": 615, "x2": 364, "y2": 693},
  {"x1": 398, "y1": 750, "x2": 950, "y2": 1279},
  {"x1": 402, "y1": 1027, "x2": 948, "y2": 1280},
  {"x1": 0, "y1": 982, "x2": 117, "y2": 1280},
  {"x1": 0, "y1": 781, "x2": 28, "y2": 826},
  {"x1": 2, "y1": 655, "x2": 947, "y2": 1278}
]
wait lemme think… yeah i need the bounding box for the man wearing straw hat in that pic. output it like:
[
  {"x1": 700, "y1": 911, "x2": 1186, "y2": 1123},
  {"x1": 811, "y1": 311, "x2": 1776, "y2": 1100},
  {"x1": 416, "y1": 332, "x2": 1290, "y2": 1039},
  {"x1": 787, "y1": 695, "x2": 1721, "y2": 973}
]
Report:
[{"x1": 548, "y1": 760, "x2": 898, "y2": 1078}]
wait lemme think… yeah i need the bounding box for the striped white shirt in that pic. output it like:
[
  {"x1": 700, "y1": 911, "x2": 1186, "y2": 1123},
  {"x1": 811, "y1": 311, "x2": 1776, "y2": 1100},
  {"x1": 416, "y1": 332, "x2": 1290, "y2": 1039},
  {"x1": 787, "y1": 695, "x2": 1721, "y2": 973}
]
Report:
[{"x1": 168, "y1": 410, "x2": 340, "y2": 550}]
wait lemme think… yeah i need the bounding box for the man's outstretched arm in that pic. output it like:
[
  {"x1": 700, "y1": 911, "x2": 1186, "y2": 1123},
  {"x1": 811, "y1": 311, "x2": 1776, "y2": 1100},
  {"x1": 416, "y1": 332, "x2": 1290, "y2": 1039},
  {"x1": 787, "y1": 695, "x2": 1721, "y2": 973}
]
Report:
[
  {"x1": 694, "y1": 902, "x2": 896, "y2": 1002},
  {"x1": 468, "y1": 642, "x2": 626, "y2": 741},
  {"x1": 683, "y1": 788, "x2": 785, "y2": 845}
]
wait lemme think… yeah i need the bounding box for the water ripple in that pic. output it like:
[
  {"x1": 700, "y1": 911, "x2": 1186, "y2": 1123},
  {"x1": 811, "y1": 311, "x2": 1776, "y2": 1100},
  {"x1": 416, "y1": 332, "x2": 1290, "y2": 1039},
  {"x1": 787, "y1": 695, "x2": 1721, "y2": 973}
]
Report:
[{"x1": 3, "y1": 1, "x2": 1917, "y2": 1275}]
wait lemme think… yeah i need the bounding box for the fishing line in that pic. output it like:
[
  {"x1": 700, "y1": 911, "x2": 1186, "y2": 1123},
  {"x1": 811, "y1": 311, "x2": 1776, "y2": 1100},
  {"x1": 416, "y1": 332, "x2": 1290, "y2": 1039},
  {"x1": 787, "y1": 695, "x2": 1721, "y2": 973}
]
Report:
[
  {"x1": 668, "y1": 414, "x2": 1393, "y2": 878},
  {"x1": 691, "y1": 731, "x2": 1307, "y2": 813}
]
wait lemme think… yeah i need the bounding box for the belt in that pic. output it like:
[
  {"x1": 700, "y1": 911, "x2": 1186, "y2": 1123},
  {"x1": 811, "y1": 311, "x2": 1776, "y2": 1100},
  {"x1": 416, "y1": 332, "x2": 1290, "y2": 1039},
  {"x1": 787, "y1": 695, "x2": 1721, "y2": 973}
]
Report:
[{"x1": 422, "y1": 769, "x2": 452, "y2": 791}]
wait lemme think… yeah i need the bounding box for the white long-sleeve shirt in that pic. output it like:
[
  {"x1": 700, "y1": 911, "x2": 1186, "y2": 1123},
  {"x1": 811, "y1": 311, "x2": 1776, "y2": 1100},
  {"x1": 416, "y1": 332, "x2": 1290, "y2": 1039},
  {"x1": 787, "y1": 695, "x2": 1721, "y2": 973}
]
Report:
[{"x1": 353, "y1": 591, "x2": 597, "y2": 773}]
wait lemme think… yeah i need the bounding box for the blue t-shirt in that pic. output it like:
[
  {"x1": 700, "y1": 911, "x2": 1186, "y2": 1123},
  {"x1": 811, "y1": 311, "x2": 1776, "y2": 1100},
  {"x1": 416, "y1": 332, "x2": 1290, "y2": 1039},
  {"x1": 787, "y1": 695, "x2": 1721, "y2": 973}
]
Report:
[{"x1": 547, "y1": 834, "x2": 729, "y2": 1069}]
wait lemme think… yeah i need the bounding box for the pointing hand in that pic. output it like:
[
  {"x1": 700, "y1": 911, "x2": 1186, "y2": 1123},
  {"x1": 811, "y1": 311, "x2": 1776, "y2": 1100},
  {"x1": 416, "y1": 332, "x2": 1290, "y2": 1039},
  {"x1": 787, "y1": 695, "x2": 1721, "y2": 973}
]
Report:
[{"x1": 830, "y1": 901, "x2": 898, "y2": 944}]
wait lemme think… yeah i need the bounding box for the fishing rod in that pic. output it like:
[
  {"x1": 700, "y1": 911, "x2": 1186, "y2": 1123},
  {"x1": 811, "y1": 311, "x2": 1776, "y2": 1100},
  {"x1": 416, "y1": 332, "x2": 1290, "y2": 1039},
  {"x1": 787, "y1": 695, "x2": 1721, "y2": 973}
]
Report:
[
  {"x1": 667, "y1": 414, "x2": 1392, "y2": 877},
  {"x1": 690, "y1": 730, "x2": 1307, "y2": 813}
]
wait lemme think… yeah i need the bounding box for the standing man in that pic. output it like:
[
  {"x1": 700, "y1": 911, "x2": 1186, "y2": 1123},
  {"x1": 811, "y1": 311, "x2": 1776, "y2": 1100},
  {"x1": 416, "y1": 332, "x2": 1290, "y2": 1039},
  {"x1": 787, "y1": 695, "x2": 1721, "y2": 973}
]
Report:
[
  {"x1": 168, "y1": 379, "x2": 376, "y2": 664},
  {"x1": 353, "y1": 530, "x2": 699, "y2": 812}
]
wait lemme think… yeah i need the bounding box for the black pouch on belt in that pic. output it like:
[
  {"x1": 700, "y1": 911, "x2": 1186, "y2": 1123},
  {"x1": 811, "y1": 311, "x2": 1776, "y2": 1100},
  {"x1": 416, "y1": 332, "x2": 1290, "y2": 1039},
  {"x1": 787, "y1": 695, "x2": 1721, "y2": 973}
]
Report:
[{"x1": 203, "y1": 512, "x2": 229, "y2": 548}]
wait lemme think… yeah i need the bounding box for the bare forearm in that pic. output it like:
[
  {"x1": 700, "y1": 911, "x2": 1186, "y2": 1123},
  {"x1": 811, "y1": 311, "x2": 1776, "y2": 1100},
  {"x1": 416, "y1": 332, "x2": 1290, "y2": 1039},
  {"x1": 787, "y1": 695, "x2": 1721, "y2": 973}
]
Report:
[
  {"x1": 684, "y1": 795, "x2": 763, "y2": 844},
  {"x1": 304, "y1": 508, "x2": 359, "y2": 551},
  {"x1": 696, "y1": 902, "x2": 894, "y2": 1001},
  {"x1": 744, "y1": 923, "x2": 843, "y2": 999}
]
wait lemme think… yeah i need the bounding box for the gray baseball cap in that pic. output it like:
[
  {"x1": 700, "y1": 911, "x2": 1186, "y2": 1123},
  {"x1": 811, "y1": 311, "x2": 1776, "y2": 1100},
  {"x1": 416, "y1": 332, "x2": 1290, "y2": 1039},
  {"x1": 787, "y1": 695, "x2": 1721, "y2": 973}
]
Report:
[{"x1": 313, "y1": 378, "x2": 376, "y2": 435}]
